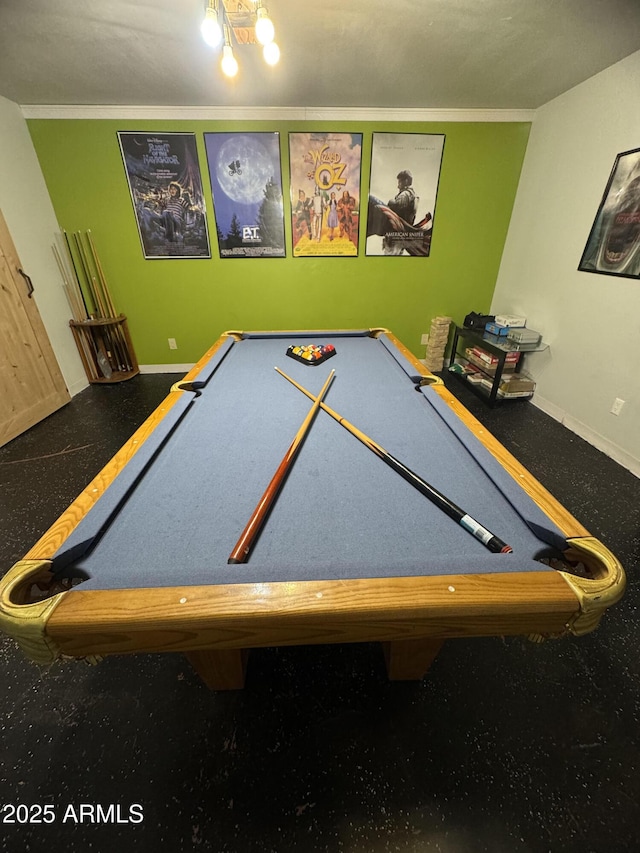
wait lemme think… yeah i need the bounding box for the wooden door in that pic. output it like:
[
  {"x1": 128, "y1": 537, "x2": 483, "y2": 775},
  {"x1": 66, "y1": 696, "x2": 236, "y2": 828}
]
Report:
[{"x1": 0, "y1": 210, "x2": 70, "y2": 447}]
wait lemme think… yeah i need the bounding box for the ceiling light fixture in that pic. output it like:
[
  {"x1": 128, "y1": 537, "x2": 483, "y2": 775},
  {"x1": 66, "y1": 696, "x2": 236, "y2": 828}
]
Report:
[
  {"x1": 200, "y1": 0, "x2": 222, "y2": 47},
  {"x1": 263, "y1": 40, "x2": 280, "y2": 66},
  {"x1": 254, "y1": 5, "x2": 275, "y2": 45},
  {"x1": 221, "y1": 32, "x2": 239, "y2": 78},
  {"x1": 200, "y1": 0, "x2": 279, "y2": 76}
]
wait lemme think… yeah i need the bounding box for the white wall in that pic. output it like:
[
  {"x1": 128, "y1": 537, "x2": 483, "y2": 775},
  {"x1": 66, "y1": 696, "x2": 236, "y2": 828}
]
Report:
[
  {"x1": 493, "y1": 50, "x2": 640, "y2": 476},
  {"x1": 0, "y1": 95, "x2": 86, "y2": 395}
]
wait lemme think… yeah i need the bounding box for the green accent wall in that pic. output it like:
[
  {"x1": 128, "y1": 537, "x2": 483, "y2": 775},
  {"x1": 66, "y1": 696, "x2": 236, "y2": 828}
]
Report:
[{"x1": 27, "y1": 118, "x2": 530, "y2": 364}]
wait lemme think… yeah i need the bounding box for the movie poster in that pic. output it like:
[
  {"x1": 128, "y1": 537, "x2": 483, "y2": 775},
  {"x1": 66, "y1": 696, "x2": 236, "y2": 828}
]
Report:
[
  {"x1": 366, "y1": 133, "x2": 445, "y2": 257},
  {"x1": 289, "y1": 132, "x2": 363, "y2": 257},
  {"x1": 117, "y1": 132, "x2": 211, "y2": 259},
  {"x1": 578, "y1": 147, "x2": 640, "y2": 279},
  {"x1": 204, "y1": 132, "x2": 285, "y2": 258}
]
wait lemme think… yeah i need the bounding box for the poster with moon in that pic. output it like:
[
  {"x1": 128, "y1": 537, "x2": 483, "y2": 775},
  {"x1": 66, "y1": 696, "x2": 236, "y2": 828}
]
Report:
[
  {"x1": 288, "y1": 132, "x2": 363, "y2": 257},
  {"x1": 204, "y1": 132, "x2": 286, "y2": 258},
  {"x1": 117, "y1": 132, "x2": 211, "y2": 259}
]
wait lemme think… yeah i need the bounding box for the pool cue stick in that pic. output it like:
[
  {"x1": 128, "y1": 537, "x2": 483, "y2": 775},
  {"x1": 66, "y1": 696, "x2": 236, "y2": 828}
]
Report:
[
  {"x1": 275, "y1": 368, "x2": 513, "y2": 555},
  {"x1": 53, "y1": 245, "x2": 83, "y2": 320},
  {"x1": 87, "y1": 230, "x2": 117, "y2": 317},
  {"x1": 74, "y1": 231, "x2": 120, "y2": 370},
  {"x1": 62, "y1": 230, "x2": 92, "y2": 318},
  {"x1": 62, "y1": 232, "x2": 111, "y2": 378},
  {"x1": 74, "y1": 232, "x2": 105, "y2": 317},
  {"x1": 80, "y1": 231, "x2": 123, "y2": 367},
  {"x1": 72, "y1": 232, "x2": 114, "y2": 377},
  {"x1": 60, "y1": 233, "x2": 106, "y2": 378},
  {"x1": 228, "y1": 369, "x2": 336, "y2": 564},
  {"x1": 54, "y1": 248, "x2": 98, "y2": 380},
  {"x1": 85, "y1": 231, "x2": 129, "y2": 370},
  {"x1": 81, "y1": 231, "x2": 111, "y2": 319}
]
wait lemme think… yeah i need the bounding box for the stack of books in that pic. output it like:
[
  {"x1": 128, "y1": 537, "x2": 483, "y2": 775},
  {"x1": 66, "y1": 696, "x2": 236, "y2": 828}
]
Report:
[{"x1": 464, "y1": 346, "x2": 521, "y2": 374}]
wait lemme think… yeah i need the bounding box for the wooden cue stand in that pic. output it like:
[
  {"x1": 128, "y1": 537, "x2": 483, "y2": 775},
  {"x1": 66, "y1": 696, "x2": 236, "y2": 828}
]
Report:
[{"x1": 69, "y1": 314, "x2": 139, "y2": 384}]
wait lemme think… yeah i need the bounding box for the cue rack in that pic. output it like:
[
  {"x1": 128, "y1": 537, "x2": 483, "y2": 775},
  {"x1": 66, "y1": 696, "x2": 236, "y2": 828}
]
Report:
[{"x1": 54, "y1": 230, "x2": 139, "y2": 384}]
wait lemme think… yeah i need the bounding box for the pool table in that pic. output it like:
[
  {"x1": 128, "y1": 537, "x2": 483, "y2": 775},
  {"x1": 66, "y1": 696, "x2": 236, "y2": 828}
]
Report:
[{"x1": 0, "y1": 329, "x2": 625, "y2": 690}]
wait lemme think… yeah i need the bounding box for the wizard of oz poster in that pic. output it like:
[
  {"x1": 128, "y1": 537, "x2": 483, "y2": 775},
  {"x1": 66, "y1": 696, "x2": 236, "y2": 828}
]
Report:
[{"x1": 289, "y1": 132, "x2": 363, "y2": 257}]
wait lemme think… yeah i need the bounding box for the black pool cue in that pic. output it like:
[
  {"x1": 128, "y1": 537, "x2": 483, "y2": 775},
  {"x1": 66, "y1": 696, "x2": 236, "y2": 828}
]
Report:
[
  {"x1": 228, "y1": 369, "x2": 335, "y2": 564},
  {"x1": 275, "y1": 367, "x2": 512, "y2": 555}
]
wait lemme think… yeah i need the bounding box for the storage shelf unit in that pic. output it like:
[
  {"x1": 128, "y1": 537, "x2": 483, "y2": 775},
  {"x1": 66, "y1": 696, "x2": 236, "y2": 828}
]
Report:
[
  {"x1": 70, "y1": 315, "x2": 139, "y2": 384},
  {"x1": 448, "y1": 325, "x2": 546, "y2": 406}
]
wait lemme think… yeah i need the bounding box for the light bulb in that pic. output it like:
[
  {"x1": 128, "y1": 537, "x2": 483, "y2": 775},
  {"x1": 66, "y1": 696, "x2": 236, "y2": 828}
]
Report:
[
  {"x1": 255, "y1": 7, "x2": 274, "y2": 45},
  {"x1": 200, "y1": 10, "x2": 222, "y2": 47},
  {"x1": 263, "y1": 41, "x2": 280, "y2": 66},
  {"x1": 221, "y1": 45, "x2": 238, "y2": 77}
]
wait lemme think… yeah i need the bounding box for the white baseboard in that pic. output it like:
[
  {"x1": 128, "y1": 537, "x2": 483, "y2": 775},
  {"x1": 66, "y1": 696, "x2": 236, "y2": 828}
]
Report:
[
  {"x1": 533, "y1": 395, "x2": 640, "y2": 479},
  {"x1": 67, "y1": 378, "x2": 89, "y2": 397},
  {"x1": 139, "y1": 363, "x2": 195, "y2": 375}
]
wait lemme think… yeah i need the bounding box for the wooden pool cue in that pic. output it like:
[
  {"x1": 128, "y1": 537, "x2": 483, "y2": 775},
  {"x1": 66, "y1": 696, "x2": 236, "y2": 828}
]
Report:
[
  {"x1": 228, "y1": 369, "x2": 336, "y2": 564},
  {"x1": 62, "y1": 230, "x2": 92, "y2": 318},
  {"x1": 84, "y1": 231, "x2": 130, "y2": 371},
  {"x1": 87, "y1": 230, "x2": 118, "y2": 317},
  {"x1": 275, "y1": 367, "x2": 512, "y2": 555}
]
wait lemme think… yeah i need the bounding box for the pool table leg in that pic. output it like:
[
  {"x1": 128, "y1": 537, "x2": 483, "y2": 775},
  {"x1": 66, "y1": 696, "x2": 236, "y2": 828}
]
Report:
[
  {"x1": 185, "y1": 649, "x2": 249, "y2": 690},
  {"x1": 382, "y1": 638, "x2": 444, "y2": 681}
]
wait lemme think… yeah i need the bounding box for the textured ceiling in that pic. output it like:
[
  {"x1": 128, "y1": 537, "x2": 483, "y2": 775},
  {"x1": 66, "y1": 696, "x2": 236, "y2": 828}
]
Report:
[{"x1": 0, "y1": 0, "x2": 639, "y2": 110}]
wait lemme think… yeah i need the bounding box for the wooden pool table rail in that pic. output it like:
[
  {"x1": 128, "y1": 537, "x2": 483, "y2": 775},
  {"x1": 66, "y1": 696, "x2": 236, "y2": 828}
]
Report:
[{"x1": 0, "y1": 545, "x2": 619, "y2": 688}]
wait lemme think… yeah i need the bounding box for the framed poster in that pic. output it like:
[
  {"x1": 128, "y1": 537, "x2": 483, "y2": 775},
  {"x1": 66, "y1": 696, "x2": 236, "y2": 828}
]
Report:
[
  {"x1": 204, "y1": 132, "x2": 285, "y2": 258},
  {"x1": 117, "y1": 132, "x2": 211, "y2": 259},
  {"x1": 579, "y1": 147, "x2": 640, "y2": 279},
  {"x1": 289, "y1": 132, "x2": 363, "y2": 257},
  {"x1": 366, "y1": 132, "x2": 445, "y2": 257}
]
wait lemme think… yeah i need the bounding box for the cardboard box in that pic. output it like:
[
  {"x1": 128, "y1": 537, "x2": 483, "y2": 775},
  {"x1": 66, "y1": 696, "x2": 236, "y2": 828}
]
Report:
[
  {"x1": 498, "y1": 388, "x2": 535, "y2": 399},
  {"x1": 484, "y1": 322, "x2": 514, "y2": 337},
  {"x1": 498, "y1": 374, "x2": 536, "y2": 394},
  {"x1": 494, "y1": 314, "x2": 527, "y2": 327}
]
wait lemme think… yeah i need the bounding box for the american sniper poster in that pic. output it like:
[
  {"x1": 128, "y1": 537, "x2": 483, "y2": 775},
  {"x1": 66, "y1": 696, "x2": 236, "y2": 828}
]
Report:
[
  {"x1": 117, "y1": 132, "x2": 211, "y2": 259},
  {"x1": 288, "y1": 132, "x2": 363, "y2": 257},
  {"x1": 366, "y1": 133, "x2": 445, "y2": 257},
  {"x1": 204, "y1": 132, "x2": 285, "y2": 258}
]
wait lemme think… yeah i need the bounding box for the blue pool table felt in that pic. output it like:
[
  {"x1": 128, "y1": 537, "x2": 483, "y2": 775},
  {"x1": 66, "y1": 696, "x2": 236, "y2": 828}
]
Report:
[{"x1": 52, "y1": 332, "x2": 565, "y2": 590}]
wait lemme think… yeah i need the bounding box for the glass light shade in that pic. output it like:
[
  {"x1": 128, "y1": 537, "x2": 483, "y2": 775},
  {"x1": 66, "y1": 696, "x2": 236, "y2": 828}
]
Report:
[
  {"x1": 200, "y1": 10, "x2": 222, "y2": 47},
  {"x1": 221, "y1": 45, "x2": 238, "y2": 77},
  {"x1": 263, "y1": 41, "x2": 280, "y2": 65},
  {"x1": 255, "y1": 8, "x2": 275, "y2": 45}
]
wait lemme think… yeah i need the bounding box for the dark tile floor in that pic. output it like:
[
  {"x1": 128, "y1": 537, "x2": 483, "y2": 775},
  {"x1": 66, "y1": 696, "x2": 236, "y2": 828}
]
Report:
[{"x1": 1, "y1": 373, "x2": 638, "y2": 853}]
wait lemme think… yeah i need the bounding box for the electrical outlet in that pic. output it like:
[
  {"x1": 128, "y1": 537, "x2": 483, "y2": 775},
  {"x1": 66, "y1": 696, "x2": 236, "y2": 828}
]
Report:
[
  {"x1": 610, "y1": 398, "x2": 625, "y2": 416},
  {"x1": 168, "y1": 338, "x2": 177, "y2": 350},
  {"x1": 421, "y1": 333, "x2": 429, "y2": 345}
]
